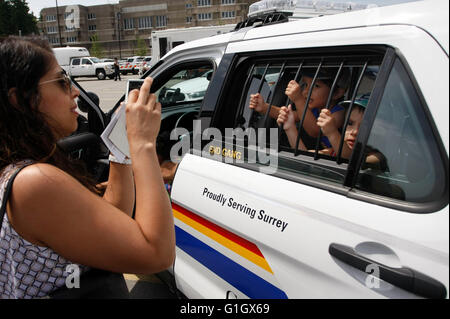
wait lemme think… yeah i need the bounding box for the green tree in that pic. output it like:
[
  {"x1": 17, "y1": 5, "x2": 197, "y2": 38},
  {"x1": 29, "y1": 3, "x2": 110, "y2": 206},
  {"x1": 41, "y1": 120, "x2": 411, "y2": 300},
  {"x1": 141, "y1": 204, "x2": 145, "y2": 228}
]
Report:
[
  {"x1": 90, "y1": 33, "x2": 104, "y2": 58},
  {"x1": 0, "y1": 0, "x2": 38, "y2": 36},
  {"x1": 136, "y1": 36, "x2": 147, "y2": 56}
]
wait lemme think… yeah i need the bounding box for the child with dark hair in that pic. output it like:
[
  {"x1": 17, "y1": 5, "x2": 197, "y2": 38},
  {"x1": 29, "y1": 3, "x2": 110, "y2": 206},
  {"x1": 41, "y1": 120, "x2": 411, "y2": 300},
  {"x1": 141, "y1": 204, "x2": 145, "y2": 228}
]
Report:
[
  {"x1": 278, "y1": 94, "x2": 386, "y2": 167},
  {"x1": 250, "y1": 68, "x2": 350, "y2": 148}
]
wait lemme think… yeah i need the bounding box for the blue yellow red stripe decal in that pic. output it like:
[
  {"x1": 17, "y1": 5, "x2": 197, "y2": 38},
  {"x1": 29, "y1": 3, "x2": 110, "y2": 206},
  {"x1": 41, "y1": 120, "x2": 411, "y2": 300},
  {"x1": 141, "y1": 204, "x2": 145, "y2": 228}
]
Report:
[
  {"x1": 173, "y1": 203, "x2": 273, "y2": 273},
  {"x1": 172, "y1": 203, "x2": 287, "y2": 299},
  {"x1": 175, "y1": 226, "x2": 288, "y2": 299}
]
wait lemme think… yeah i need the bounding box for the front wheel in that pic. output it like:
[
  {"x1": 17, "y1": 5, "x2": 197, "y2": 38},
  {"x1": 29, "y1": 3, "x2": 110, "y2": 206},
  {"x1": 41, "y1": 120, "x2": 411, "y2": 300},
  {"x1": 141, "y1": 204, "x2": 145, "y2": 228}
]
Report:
[{"x1": 96, "y1": 69, "x2": 106, "y2": 80}]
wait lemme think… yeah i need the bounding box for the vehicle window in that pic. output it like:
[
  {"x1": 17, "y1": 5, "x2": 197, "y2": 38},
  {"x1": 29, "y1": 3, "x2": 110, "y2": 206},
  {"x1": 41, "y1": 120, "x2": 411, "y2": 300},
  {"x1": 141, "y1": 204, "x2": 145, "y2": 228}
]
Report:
[
  {"x1": 82, "y1": 58, "x2": 92, "y2": 65},
  {"x1": 91, "y1": 57, "x2": 100, "y2": 63},
  {"x1": 155, "y1": 65, "x2": 214, "y2": 107},
  {"x1": 72, "y1": 58, "x2": 80, "y2": 66},
  {"x1": 355, "y1": 59, "x2": 447, "y2": 203},
  {"x1": 216, "y1": 51, "x2": 383, "y2": 186}
]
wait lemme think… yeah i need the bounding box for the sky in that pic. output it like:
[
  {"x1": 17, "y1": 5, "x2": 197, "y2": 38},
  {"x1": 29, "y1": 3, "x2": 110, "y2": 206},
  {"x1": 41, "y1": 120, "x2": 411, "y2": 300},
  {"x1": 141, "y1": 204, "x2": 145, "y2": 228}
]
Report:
[{"x1": 26, "y1": 0, "x2": 419, "y2": 18}]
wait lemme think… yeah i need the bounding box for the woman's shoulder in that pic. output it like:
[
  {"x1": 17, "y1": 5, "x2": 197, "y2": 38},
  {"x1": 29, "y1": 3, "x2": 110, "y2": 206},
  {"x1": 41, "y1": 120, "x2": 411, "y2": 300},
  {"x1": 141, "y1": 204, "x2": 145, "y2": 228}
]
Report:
[
  {"x1": 7, "y1": 162, "x2": 94, "y2": 242},
  {"x1": 6, "y1": 163, "x2": 81, "y2": 210},
  {"x1": 13, "y1": 163, "x2": 78, "y2": 195}
]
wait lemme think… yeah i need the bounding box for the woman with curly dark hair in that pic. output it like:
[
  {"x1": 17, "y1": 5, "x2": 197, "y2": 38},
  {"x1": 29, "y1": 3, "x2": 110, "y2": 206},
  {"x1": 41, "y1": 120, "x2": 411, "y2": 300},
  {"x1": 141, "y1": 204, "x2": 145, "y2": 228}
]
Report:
[{"x1": 0, "y1": 36, "x2": 175, "y2": 298}]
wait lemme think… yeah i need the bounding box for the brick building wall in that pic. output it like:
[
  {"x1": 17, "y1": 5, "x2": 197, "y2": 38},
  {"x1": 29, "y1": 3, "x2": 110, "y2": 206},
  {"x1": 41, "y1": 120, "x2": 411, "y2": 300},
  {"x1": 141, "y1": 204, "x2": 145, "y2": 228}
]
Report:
[{"x1": 38, "y1": 0, "x2": 258, "y2": 58}]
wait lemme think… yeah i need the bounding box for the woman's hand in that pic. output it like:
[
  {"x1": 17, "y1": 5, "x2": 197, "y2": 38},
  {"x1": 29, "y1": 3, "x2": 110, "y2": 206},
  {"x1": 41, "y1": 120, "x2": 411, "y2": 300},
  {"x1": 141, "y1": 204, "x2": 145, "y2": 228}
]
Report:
[{"x1": 125, "y1": 77, "x2": 161, "y2": 154}]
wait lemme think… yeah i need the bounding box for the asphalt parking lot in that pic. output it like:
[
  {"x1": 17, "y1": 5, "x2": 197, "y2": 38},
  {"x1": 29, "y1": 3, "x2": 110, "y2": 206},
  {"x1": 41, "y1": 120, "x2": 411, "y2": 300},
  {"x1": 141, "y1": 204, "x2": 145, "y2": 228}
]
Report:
[
  {"x1": 74, "y1": 73, "x2": 142, "y2": 113},
  {"x1": 124, "y1": 272, "x2": 178, "y2": 299}
]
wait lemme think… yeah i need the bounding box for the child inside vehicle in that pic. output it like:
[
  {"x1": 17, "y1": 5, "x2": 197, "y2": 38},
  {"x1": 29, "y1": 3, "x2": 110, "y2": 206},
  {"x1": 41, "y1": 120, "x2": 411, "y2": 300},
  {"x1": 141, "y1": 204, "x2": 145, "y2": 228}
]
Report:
[
  {"x1": 249, "y1": 68, "x2": 350, "y2": 148},
  {"x1": 277, "y1": 94, "x2": 385, "y2": 166}
]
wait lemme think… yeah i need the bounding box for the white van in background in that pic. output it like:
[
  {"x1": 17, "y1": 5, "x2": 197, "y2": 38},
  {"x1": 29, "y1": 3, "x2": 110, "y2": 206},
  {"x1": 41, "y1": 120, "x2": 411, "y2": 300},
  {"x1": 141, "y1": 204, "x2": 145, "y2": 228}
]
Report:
[{"x1": 53, "y1": 46, "x2": 90, "y2": 73}]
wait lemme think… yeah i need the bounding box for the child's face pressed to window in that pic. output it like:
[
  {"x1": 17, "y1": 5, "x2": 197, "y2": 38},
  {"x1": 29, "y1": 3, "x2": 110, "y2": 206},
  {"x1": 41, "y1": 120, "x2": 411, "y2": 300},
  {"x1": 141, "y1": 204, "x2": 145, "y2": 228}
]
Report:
[
  {"x1": 344, "y1": 107, "x2": 364, "y2": 150},
  {"x1": 299, "y1": 76, "x2": 332, "y2": 110}
]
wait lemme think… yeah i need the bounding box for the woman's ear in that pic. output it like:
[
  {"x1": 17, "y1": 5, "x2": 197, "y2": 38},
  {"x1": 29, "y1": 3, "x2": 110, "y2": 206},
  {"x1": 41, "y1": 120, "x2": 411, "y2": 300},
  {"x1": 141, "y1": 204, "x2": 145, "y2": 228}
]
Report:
[{"x1": 8, "y1": 88, "x2": 19, "y2": 108}]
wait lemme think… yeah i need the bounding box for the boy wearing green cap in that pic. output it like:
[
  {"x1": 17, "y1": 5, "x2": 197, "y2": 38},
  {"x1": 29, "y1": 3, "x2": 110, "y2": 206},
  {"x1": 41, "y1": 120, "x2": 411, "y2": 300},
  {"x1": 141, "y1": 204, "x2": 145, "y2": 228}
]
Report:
[{"x1": 278, "y1": 94, "x2": 382, "y2": 164}]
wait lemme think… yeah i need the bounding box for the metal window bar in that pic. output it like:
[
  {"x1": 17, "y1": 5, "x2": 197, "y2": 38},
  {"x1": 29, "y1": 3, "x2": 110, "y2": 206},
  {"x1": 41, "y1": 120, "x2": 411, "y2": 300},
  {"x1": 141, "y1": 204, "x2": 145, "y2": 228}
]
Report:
[
  {"x1": 234, "y1": 64, "x2": 256, "y2": 127},
  {"x1": 294, "y1": 61, "x2": 324, "y2": 156},
  {"x1": 336, "y1": 61, "x2": 368, "y2": 164},
  {"x1": 263, "y1": 62, "x2": 286, "y2": 128},
  {"x1": 313, "y1": 62, "x2": 345, "y2": 160},
  {"x1": 278, "y1": 61, "x2": 304, "y2": 145},
  {"x1": 245, "y1": 63, "x2": 271, "y2": 127},
  {"x1": 284, "y1": 63, "x2": 305, "y2": 107},
  {"x1": 236, "y1": 55, "x2": 381, "y2": 161}
]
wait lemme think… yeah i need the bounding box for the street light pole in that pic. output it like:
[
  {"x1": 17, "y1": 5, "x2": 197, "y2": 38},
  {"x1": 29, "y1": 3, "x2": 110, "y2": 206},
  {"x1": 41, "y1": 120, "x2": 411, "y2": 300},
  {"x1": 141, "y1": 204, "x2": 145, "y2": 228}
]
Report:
[
  {"x1": 117, "y1": 12, "x2": 122, "y2": 59},
  {"x1": 55, "y1": 0, "x2": 63, "y2": 47}
]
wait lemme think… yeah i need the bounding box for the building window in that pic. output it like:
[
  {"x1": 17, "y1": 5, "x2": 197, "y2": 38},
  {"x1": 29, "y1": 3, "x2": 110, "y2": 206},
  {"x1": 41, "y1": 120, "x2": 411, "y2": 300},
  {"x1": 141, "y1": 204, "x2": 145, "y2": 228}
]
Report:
[
  {"x1": 221, "y1": 11, "x2": 235, "y2": 19},
  {"x1": 65, "y1": 26, "x2": 75, "y2": 32},
  {"x1": 138, "y1": 16, "x2": 152, "y2": 29},
  {"x1": 198, "y1": 13, "x2": 212, "y2": 20},
  {"x1": 87, "y1": 13, "x2": 96, "y2": 20},
  {"x1": 46, "y1": 15, "x2": 56, "y2": 22},
  {"x1": 67, "y1": 36, "x2": 77, "y2": 43},
  {"x1": 124, "y1": 18, "x2": 134, "y2": 30},
  {"x1": 47, "y1": 26, "x2": 57, "y2": 34},
  {"x1": 155, "y1": 15, "x2": 167, "y2": 27},
  {"x1": 198, "y1": 0, "x2": 211, "y2": 7},
  {"x1": 48, "y1": 37, "x2": 59, "y2": 44},
  {"x1": 186, "y1": 16, "x2": 193, "y2": 23},
  {"x1": 88, "y1": 25, "x2": 97, "y2": 31},
  {"x1": 186, "y1": 3, "x2": 193, "y2": 9},
  {"x1": 221, "y1": 0, "x2": 235, "y2": 4}
]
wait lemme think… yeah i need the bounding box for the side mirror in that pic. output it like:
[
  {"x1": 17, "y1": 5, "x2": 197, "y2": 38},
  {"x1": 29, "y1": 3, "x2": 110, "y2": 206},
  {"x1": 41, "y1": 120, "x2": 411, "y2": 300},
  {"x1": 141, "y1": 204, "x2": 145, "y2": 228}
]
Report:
[{"x1": 77, "y1": 92, "x2": 100, "y2": 112}]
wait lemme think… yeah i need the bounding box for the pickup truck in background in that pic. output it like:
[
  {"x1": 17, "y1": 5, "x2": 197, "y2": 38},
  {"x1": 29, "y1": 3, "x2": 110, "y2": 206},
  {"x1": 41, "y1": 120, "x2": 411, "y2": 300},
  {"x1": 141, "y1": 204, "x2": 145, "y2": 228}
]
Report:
[{"x1": 67, "y1": 56, "x2": 115, "y2": 80}]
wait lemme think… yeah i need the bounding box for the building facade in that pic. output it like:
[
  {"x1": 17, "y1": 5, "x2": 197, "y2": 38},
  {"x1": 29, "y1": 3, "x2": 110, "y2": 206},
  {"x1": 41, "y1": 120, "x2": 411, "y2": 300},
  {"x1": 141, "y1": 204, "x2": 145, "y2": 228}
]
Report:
[{"x1": 38, "y1": 0, "x2": 259, "y2": 58}]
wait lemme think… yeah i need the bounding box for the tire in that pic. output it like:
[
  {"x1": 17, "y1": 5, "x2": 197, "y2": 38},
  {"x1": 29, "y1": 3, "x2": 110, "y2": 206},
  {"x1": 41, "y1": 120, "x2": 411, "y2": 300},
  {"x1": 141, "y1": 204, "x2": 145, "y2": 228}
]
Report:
[{"x1": 96, "y1": 69, "x2": 106, "y2": 80}]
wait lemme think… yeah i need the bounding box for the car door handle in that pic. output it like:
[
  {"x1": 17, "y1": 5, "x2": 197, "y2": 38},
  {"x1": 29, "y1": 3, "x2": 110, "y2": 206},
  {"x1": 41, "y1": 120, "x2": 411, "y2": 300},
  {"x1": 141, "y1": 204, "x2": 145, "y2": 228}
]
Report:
[{"x1": 329, "y1": 243, "x2": 447, "y2": 299}]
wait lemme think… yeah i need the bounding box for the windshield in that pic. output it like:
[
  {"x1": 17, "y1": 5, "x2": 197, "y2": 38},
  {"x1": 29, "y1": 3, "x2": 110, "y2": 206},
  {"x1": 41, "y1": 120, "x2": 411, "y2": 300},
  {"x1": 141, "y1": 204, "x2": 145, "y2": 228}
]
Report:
[
  {"x1": 155, "y1": 65, "x2": 214, "y2": 106},
  {"x1": 91, "y1": 57, "x2": 101, "y2": 63}
]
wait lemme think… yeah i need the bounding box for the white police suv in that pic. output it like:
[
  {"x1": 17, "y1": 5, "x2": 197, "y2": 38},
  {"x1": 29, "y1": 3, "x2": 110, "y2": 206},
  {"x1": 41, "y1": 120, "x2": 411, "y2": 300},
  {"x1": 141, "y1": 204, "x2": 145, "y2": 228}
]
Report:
[{"x1": 140, "y1": 0, "x2": 449, "y2": 299}]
